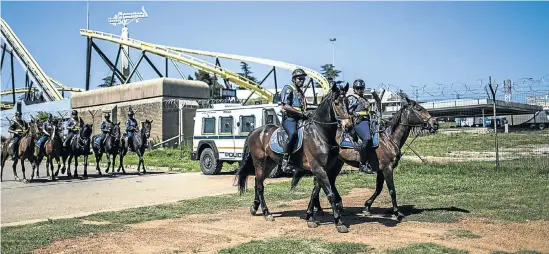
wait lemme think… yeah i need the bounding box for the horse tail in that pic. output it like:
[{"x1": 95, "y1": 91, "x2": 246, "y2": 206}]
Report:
[
  {"x1": 235, "y1": 138, "x2": 254, "y2": 195},
  {"x1": 290, "y1": 169, "x2": 306, "y2": 191}
]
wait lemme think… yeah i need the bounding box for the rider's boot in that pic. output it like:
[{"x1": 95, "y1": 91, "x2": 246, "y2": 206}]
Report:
[
  {"x1": 281, "y1": 135, "x2": 297, "y2": 174},
  {"x1": 358, "y1": 141, "x2": 374, "y2": 174}
]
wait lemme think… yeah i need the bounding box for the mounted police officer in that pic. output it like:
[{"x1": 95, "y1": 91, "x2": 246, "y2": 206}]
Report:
[
  {"x1": 35, "y1": 114, "x2": 54, "y2": 156},
  {"x1": 348, "y1": 79, "x2": 375, "y2": 174},
  {"x1": 7, "y1": 112, "x2": 27, "y2": 160},
  {"x1": 96, "y1": 112, "x2": 113, "y2": 147},
  {"x1": 279, "y1": 68, "x2": 310, "y2": 174},
  {"x1": 125, "y1": 108, "x2": 139, "y2": 150},
  {"x1": 63, "y1": 110, "x2": 83, "y2": 148}
]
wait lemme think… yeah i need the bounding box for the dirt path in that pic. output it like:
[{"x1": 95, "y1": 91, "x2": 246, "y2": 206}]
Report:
[
  {"x1": 1, "y1": 161, "x2": 286, "y2": 226},
  {"x1": 36, "y1": 188, "x2": 549, "y2": 254}
]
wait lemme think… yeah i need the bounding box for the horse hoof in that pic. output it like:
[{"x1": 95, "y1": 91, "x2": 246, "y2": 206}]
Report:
[
  {"x1": 336, "y1": 225, "x2": 349, "y2": 233},
  {"x1": 249, "y1": 205, "x2": 257, "y2": 215},
  {"x1": 397, "y1": 213, "x2": 406, "y2": 222},
  {"x1": 307, "y1": 221, "x2": 319, "y2": 228},
  {"x1": 264, "y1": 215, "x2": 275, "y2": 221},
  {"x1": 22, "y1": 179, "x2": 29, "y2": 184}
]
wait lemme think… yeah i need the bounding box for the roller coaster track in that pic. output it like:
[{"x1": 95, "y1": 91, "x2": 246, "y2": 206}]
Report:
[
  {"x1": 162, "y1": 46, "x2": 331, "y2": 94},
  {"x1": 80, "y1": 29, "x2": 275, "y2": 102},
  {"x1": 0, "y1": 18, "x2": 64, "y2": 101},
  {"x1": 0, "y1": 88, "x2": 38, "y2": 96}
]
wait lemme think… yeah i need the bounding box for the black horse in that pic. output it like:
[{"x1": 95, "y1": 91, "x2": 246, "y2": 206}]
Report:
[
  {"x1": 118, "y1": 120, "x2": 152, "y2": 174},
  {"x1": 235, "y1": 83, "x2": 356, "y2": 233},
  {"x1": 292, "y1": 97, "x2": 438, "y2": 221},
  {"x1": 62, "y1": 124, "x2": 93, "y2": 178},
  {"x1": 92, "y1": 122, "x2": 122, "y2": 175}
]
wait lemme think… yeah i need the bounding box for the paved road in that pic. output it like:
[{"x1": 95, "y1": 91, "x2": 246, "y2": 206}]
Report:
[{"x1": 1, "y1": 160, "x2": 245, "y2": 226}]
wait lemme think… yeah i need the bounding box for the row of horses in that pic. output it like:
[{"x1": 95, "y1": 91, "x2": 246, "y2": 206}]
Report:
[
  {"x1": 0, "y1": 119, "x2": 153, "y2": 183},
  {"x1": 234, "y1": 83, "x2": 438, "y2": 233}
]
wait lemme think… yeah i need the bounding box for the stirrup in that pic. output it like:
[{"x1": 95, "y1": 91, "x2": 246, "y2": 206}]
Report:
[{"x1": 359, "y1": 163, "x2": 374, "y2": 174}]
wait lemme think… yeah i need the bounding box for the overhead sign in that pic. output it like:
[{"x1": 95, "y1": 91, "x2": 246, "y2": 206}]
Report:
[{"x1": 220, "y1": 88, "x2": 236, "y2": 98}]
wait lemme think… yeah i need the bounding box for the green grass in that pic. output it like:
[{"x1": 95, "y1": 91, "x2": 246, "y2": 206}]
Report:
[
  {"x1": 411, "y1": 131, "x2": 549, "y2": 157},
  {"x1": 3, "y1": 157, "x2": 548, "y2": 253},
  {"x1": 445, "y1": 229, "x2": 481, "y2": 239},
  {"x1": 0, "y1": 219, "x2": 125, "y2": 254},
  {"x1": 491, "y1": 251, "x2": 542, "y2": 254},
  {"x1": 218, "y1": 236, "x2": 370, "y2": 254},
  {"x1": 386, "y1": 243, "x2": 468, "y2": 254}
]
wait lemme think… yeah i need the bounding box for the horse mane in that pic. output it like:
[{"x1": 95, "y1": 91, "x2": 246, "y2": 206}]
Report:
[{"x1": 385, "y1": 104, "x2": 408, "y2": 134}]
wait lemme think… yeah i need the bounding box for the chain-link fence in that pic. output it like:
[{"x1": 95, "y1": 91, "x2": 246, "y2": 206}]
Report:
[{"x1": 382, "y1": 75, "x2": 549, "y2": 168}]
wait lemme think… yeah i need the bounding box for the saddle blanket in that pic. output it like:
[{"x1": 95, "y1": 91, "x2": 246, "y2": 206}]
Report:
[{"x1": 269, "y1": 127, "x2": 304, "y2": 154}]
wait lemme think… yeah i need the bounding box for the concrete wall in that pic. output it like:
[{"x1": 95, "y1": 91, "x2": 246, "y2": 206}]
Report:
[{"x1": 70, "y1": 79, "x2": 209, "y2": 146}]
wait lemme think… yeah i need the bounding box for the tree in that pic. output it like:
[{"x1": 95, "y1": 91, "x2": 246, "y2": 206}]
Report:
[
  {"x1": 320, "y1": 64, "x2": 343, "y2": 85},
  {"x1": 237, "y1": 61, "x2": 258, "y2": 89},
  {"x1": 187, "y1": 75, "x2": 194, "y2": 80},
  {"x1": 194, "y1": 70, "x2": 223, "y2": 98},
  {"x1": 98, "y1": 74, "x2": 119, "y2": 88}
]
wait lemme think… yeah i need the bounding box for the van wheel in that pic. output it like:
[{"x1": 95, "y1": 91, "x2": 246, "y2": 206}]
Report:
[{"x1": 200, "y1": 148, "x2": 222, "y2": 175}]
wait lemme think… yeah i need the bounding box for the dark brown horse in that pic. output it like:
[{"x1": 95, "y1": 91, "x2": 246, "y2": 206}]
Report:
[
  {"x1": 62, "y1": 124, "x2": 93, "y2": 178},
  {"x1": 43, "y1": 122, "x2": 64, "y2": 180},
  {"x1": 117, "y1": 120, "x2": 152, "y2": 174},
  {"x1": 292, "y1": 97, "x2": 438, "y2": 221},
  {"x1": 235, "y1": 83, "x2": 356, "y2": 233},
  {"x1": 1, "y1": 120, "x2": 39, "y2": 183},
  {"x1": 92, "y1": 122, "x2": 122, "y2": 175}
]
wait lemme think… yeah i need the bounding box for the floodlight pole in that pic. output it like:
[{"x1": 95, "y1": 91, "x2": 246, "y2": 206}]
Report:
[{"x1": 108, "y1": 6, "x2": 148, "y2": 83}]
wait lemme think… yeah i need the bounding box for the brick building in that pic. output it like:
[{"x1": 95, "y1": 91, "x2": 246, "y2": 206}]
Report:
[{"x1": 70, "y1": 78, "x2": 210, "y2": 146}]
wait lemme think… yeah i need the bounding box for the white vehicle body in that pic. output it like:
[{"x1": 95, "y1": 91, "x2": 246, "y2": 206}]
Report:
[{"x1": 191, "y1": 103, "x2": 283, "y2": 175}]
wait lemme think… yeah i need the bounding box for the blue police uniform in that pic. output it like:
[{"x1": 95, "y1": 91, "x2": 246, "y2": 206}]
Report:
[
  {"x1": 280, "y1": 83, "x2": 306, "y2": 154},
  {"x1": 64, "y1": 117, "x2": 82, "y2": 148},
  {"x1": 95, "y1": 120, "x2": 112, "y2": 146},
  {"x1": 126, "y1": 118, "x2": 138, "y2": 142},
  {"x1": 36, "y1": 120, "x2": 53, "y2": 148},
  {"x1": 347, "y1": 94, "x2": 372, "y2": 143}
]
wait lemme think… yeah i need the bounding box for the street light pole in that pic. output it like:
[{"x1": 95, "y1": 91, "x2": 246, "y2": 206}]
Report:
[{"x1": 330, "y1": 38, "x2": 336, "y2": 67}]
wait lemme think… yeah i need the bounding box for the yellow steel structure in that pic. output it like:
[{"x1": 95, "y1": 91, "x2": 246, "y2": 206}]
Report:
[
  {"x1": 80, "y1": 29, "x2": 274, "y2": 102},
  {"x1": 1, "y1": 18, "x2": 64, "y2": 101},
  {"x1": 163, "y1": 46, "x2": 331, "y2": 93},
  {"x1": 0, "y1": 88, "x2": 38, "y2": 96},
  {"x1": 1, "y1": 103, "x2": 14, "y2": 109}
]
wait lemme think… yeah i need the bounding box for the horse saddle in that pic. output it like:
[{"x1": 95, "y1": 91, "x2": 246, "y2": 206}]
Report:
[
  {"x1": 269, "y1": 127, "x2": 304, "y2": 154},
  {"x1": 338, "y1": 132, "x2": 356, "y2": 149},
  {"x1": 93, "y1": 135, "x2": 107, "y2": 147}
]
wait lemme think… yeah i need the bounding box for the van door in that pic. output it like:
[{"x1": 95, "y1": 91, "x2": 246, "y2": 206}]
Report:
[{"x1": 219, "y1": 115, "x2": 236, "y2": 160}]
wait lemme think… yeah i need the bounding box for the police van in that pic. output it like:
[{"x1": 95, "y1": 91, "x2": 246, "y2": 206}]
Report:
[{"x1": 191, "y1": 103, "x2": 283, "y2": 175}]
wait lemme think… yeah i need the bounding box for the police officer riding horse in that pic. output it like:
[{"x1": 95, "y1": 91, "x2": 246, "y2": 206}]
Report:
[
  {"x1": 347, "y1": 79, "x2": 379, "y2": 174},
  {"x1": 63, "y1": 110, "x2": 84, "y2": 149},
  {"x1": 35, "y1": 114, "x2": 55, "y2": 157},
  {"x1": 94, "y1": 112, "x2": 113, "y2": 150},
  {"x1": 7, "y1": 112, "x2": 28, "y2": 161},
  {"x1": 279, "y1": 68, "x2": 311, "y2": 174},
  {"x1": 125, "y1": 108, "x2": 139, "y2": 151}
]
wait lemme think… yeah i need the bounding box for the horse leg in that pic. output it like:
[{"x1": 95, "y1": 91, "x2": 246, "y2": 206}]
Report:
[
  {"x1": 255, "y1": 173, "x2": 273, "y2": 221},
  {"x1": 249, "y1": 185, "x2": 260, "y2": 216},
  {"x1": 384, "y1": 168, "x2": 405, "y2": 221},
  {"x1": 111, "y1": 153, "x2": 117, "y2": 174},
  {"x1": 363, "y1": 172, "x2": 385, "y2": 215},
  {"x1": 306, "y1": 177, "x2": 322, "y2": 228},
  {"x1": 104, "y1": 152, "x2": 110, "y2": 174},
  {"x1": 1, "y1": 154, "x2": 8, "y2": 182},
  {"x1": 95, "y1": 152, "x2": 103, "y2": 174},
  {"x1": 83, "y1": 155, "x2": 88, "y2": 178},
  {"x1": 118, "y1": 152, "x2": 126, "y2": 174},
  {"x1": 313, "y1": 168, "x2": 348, "y2": 233},
  {"x1": 139, "y1": 149, "x2": 146, "y2": 173},
  {"x1": 54, "y1": 156, "x2": 61, "y2": 177},
  {"x1": 21, "y1": 159, "x2": 29, "y2": 183},
  {"x1": 12, "y1": 158, "x2": 21, "y2": 182}
]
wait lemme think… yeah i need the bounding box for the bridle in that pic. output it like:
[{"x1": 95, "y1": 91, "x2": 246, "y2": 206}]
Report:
[{"x1": 310, "y1": 90, "x2": 352, "y2": 128}]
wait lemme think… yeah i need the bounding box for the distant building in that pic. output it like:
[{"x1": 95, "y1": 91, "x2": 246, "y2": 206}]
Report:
[{"x1": 526, "y1": 94, "x2": 549, "y2": 107}]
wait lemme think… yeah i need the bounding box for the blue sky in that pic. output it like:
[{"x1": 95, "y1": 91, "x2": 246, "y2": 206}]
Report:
[{"x1": 1, "y1": 1, "x2": 548, "y2": 102}]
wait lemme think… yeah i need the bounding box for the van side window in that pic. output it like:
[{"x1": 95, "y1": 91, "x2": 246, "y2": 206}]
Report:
[
  {"x1": 240, "y1": 115, "x2": 255, "y2": 133},
  {"x1": 202, "y1": 117, "x2": 216, "y2": 134},
  {"x1": 220, "y1": 116, "x2": 233, "y2": 134}
]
